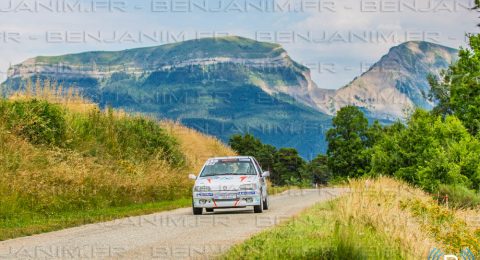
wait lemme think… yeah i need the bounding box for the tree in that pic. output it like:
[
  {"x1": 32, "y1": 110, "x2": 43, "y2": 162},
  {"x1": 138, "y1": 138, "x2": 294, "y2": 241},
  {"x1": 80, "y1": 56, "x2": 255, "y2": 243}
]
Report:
[
  {"x1": 474, "y1": 0, "x2": 480, "y2": 27},
  {"x1": 255, "y1": 144, "x2": 277, "y2": 173},
  {"x1": 305, "y1": 154, "x2": 331, "y2": 185},
  {"x1": 273, "y1": 148, "x2": 306, "y2": 186},
  {"x1": 228, "y1": 134, "x2": 277, "y2": 172},
  {"x1": 429, "y1": 34, "x2": 480, "y2": 135},
  {"x1": 326, "y1": 106, "x2": 371, "y2": 178},
  {"x1": 229, "y1": 134, "x2": 263, "y2": 156},
  {"x1": 365, "y1": 120, "x2": 384, "y2": 147},
  {"x1": 371, "y1": 110, "x2": 480, "y2": 192}
]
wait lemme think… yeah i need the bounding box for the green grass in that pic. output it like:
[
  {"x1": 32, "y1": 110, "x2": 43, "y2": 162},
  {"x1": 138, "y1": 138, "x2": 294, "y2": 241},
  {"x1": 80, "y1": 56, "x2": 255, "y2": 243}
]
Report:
[
  {"x1": 0, "y1": 198, "x2": 191, "y2": 241},
  {"x1": 0, "y1": 86, "x2": 237, "y2": 241},
  {"x1": 268, "y1": 185, "x2": 296, "y2": 195},
  {"x1": 438, "y1": 184, "x2": 480, "y2": 209},
  {"x1": 0, "y1": 99, "x2": 190, "y2": 218},
  {"x1": 223, "y1": 199, "x2": 410, "y2": 260},
  {"x1": 0, "y1": 97, "x2": 196, "y2": 241}
]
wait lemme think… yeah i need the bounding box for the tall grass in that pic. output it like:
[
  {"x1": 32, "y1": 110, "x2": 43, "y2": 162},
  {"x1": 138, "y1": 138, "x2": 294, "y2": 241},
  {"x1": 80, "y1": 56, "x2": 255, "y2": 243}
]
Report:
[
  {"x1": 0, "y1": 80, "x2": 236, "y2": 240},
  {"x1": 437, "y1": 184, "x2": 480, "y2": 209},
  {"x1": 344, "y1": 178, "x2": 479, "y2": 256},
  {"x1": 0, "y1": 100, "x2": 188, "y2": 216},
  {"x1": 224, "y1": 198, "x2": 410, "y2": 259},
  {"x1": 223, "y1": 177, "x2": 480, "y2": 259}
]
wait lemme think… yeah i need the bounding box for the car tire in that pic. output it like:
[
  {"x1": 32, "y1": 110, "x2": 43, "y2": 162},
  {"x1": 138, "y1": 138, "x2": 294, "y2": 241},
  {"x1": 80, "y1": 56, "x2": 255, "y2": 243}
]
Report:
[
  {"x1": 254, "y1": 197, "x2": 264, "y2": 213},
  {"x1": 193, "y1": 207, "x2": 203, "y2": 215},
  {"x1": 192, "y1": 200, "x2": 203, "y2": 215},
  {"x1": 206, "y1": 208, "x2": 214, "y2": 213},
  {"x1": 263, "y1": 195, "x2": 269, "y2": 210}
]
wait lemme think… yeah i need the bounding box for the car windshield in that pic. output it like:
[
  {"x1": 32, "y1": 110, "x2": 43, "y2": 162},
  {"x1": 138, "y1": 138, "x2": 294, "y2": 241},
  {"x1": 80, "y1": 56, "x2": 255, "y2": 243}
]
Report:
[{"x1": 200, "y1": 159, "x2": 256, "y2": 177}]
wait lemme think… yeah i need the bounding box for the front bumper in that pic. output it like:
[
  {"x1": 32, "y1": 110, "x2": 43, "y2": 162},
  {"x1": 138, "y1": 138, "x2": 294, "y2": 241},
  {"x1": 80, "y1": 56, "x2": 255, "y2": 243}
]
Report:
[{"x1": 193, "y1": 190, "x2": 261, "y2": 208}]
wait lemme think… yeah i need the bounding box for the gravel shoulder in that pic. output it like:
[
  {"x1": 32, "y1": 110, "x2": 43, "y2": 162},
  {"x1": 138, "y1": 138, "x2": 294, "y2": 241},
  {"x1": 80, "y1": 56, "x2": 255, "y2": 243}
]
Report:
[{"x1": 0, "y1": 188, "x2": 347, "y2": 259}]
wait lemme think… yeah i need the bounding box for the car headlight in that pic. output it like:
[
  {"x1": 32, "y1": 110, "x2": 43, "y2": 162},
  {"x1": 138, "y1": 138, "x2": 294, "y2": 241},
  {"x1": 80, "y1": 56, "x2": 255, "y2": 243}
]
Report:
[
  {"x1": 194, "y1": 186, "x2": 211, "y2": 192},
  {"x1": 239, "y1": 183, "x2": 257, "y2": 190}
]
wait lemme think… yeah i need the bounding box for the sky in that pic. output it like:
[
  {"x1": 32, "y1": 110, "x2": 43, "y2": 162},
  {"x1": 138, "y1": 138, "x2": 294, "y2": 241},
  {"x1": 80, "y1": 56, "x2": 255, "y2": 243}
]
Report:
[{"x1": 0, "y1": 0, "x2": 478, "y2": 89}]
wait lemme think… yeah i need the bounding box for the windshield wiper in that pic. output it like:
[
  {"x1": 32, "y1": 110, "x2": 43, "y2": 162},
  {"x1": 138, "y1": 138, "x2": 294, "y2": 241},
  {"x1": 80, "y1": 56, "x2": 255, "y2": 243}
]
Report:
[{"x1": 201, "y1": 173, "x2": 240, "y2": 177}]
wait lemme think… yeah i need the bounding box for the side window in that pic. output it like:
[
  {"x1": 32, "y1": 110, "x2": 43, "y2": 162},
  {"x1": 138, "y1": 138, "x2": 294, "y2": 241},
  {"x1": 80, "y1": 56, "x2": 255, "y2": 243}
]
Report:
[{"x1": 252, "y1": 159, "x2": 263, "y2": 175}]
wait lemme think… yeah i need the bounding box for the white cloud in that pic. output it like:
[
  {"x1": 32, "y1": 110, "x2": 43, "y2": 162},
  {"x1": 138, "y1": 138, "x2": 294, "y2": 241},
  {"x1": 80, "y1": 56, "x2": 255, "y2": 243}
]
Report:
[{"x1": 279, "y1": 0, "x2": 478, "y2": 88}]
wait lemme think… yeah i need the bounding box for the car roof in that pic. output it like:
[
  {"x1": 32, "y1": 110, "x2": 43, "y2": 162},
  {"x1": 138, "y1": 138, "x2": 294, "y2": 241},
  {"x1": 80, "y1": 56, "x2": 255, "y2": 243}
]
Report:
[{"x1": 208, "y1": 156, "x2": 254, "y2": 160}]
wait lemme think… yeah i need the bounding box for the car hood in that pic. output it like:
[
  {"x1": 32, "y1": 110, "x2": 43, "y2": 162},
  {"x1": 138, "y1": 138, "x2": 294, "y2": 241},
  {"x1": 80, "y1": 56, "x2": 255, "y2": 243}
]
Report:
[{"x1": 195, "y1": 175, "x2": 259, "y2": 191}]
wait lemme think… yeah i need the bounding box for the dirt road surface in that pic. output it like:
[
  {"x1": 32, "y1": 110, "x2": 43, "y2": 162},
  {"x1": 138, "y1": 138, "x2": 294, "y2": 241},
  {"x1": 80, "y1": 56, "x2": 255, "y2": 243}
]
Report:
[{"x1": 0, "y1": 188, "x2": 347, "y2": 259}]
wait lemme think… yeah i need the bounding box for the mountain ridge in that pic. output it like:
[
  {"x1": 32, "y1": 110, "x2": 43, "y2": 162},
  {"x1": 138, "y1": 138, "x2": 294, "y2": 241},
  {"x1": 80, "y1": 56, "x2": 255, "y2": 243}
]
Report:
[
  {"x1": 2, "y1": 36, "x2": 331, "y2": 158},
  {"x1": 321, "y1": 41, "x2": 458, "y2": 120},
  {"x1": 1, "y1": 37, "x2": 459, "y2": 156}
]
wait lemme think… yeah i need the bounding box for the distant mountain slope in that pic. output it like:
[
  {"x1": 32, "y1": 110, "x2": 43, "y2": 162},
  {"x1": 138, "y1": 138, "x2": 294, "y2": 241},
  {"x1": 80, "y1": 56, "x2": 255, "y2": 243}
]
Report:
[
  {"x1": 1, "y1": 38, "x2": 459, "y2": 156},
  {"x1": 2, "y1": 36, "x2": 331, "y2": 158},
  {"x1": 307, "y1": 41, "x2": 458, "y2": 120}
]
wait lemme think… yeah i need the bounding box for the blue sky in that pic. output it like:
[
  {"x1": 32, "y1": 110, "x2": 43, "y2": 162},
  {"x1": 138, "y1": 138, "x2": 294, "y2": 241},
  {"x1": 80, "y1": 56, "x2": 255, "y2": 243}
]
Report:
[{"x1": 0, "y1": 0, "x2": 478, "y2": 88}]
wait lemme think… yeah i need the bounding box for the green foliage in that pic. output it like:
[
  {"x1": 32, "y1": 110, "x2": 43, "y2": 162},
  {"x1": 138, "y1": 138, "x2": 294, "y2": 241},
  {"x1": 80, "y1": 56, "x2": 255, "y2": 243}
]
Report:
[
  {"x1": 0, "y1": 99, "x2": 188, "y2": 215},
  {"x1": 273, "y1": 148, "x2": 307, "y2": 186},
  {"x1": 69, "y1": 108, "x2": 184, "y2": 166},
  {"x1": 371, "y1": 110, "x2": 480, "y2": 192},
  {"x1": 367, "y1": 34, "x2": 480, "y2": 196},
  {"x1": 304, "y1": 154, "x2": 331, "y2": 185},
  {"x1": 326, "y1": 106, "x2": 379, "y2": 178},
  {"x1": 229, "y1": 134, "x2": 312, "y2": 186},
  {"x1": 229, "y1": 133, "x2": 276, "y2": 172},
  {"x1": 0, "y1": 99, "x2": 66, "y2": 146},
  {"x1": 0, "y1": 100, "x2": 184, "y2": 167},
  {"x1": 438, "y1": 184, "x2": 480, "y2": 209},
  {"x1": 429, "y1": 34, "x2": 480, "y2": 135}
]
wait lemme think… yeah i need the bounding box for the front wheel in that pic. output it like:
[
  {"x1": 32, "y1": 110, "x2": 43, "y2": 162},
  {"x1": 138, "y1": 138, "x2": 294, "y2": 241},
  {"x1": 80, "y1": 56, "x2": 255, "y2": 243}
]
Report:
[
  {"x1": 263, "y1": 195, "x2": 269, "y2": 210},
  {"x1": 253, "y1": 197, "x2": 264, "y2": 213},
  {"x1": 193, "y1": 207, "x2": 203, "y2": 215},
  {"x1": 192, "y1": 200, "x2": 203, "y2": 215}
]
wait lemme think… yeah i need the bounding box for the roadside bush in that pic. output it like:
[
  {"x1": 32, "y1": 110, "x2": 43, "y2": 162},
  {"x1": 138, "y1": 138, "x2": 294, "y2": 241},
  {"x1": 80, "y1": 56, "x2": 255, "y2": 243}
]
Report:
[
  {"x1": 371, "y1": 110, "x2": 480, "y2": 192},
  {"x1": 0, "y1": 99, "x2": 66, "y2": 146},
  {"x1": 68, "y1": 108, "x2": 184, "y2": 166},
  {"x1": 0, "y1": 98, "x2": 189, "y2": 216},
  {"x1": 438, "y1": 184, "x2": 480, "y2": 209}
]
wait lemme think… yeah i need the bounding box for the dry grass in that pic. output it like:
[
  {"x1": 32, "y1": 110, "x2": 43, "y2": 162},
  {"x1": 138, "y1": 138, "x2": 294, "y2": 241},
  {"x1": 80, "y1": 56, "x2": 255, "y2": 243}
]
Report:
[
  {"x1": 343, "y1": 178, "x2": 437, "y2": 258},
  {"x1": 9, "y1": 78, "x2": 97, "y2": 113},
  {"x1": 225, "y1": 177, "x2": 479, "y2": 259},
  {"x1": 0, "y1": 81, "x2": 236, "y2": 240},
  {"x1": 344, "y1": 177, "x2": 480, "y2": 257},
  {"x1": 455, "y1": 208, "x2": 480, "y2": 232},
  {"x1": 162, "y1": 121, "x2": 236, "y2": 173}
]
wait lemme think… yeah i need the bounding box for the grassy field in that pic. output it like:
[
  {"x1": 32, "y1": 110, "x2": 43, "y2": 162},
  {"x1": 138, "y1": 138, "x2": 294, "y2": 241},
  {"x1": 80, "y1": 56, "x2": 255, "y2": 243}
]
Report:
[
  {"x1": 223, "y1": 177, "x2": 480, "y2": 259},
  {"x1": 0, "y1": 83, "x2": 235, "y2": 241},
  {"x1": 224, "y1": 201, "x2": 410, "y2": 259},
  {"x1": 0, "y1": 198, "x2": 191, "y2": 241}
]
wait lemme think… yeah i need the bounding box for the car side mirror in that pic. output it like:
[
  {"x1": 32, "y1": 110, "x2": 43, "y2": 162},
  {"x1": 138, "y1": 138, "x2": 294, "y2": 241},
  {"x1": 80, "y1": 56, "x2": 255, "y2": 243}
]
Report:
[
  {"x1": 262, "y1": 171, "x2": 270, "y2": 177},
  {"x1": 188, "y1": 174, "x2": 197, "y2": 180}
]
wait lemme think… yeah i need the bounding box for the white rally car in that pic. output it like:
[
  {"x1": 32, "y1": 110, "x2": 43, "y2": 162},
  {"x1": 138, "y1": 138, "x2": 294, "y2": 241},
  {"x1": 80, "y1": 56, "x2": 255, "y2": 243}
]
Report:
[{"x1": 189, "y1": 156, "x2": 270, "y2": 215}]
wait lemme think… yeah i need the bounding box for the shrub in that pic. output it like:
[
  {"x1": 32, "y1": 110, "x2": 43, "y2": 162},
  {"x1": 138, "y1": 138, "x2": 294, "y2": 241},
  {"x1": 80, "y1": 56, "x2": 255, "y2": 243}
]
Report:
[
  {"x1": 438, "y1": 184, "x2": 480, "y2": 209},
  {"x1": 371, "y1": 110, "x2": 480, "y2": 192},
  {"x1": 0, "y1": 99, "x2": 66, "y2": 146},
  {"x1": 67, "y1": 108, "x2": 184, "y2": 166}
]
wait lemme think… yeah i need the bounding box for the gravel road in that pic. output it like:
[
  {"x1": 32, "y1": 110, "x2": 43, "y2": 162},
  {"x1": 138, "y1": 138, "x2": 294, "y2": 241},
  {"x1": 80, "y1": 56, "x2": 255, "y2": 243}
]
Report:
[{"x1": 0, "y1": 188, "x2": 347, "y2": 260}]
